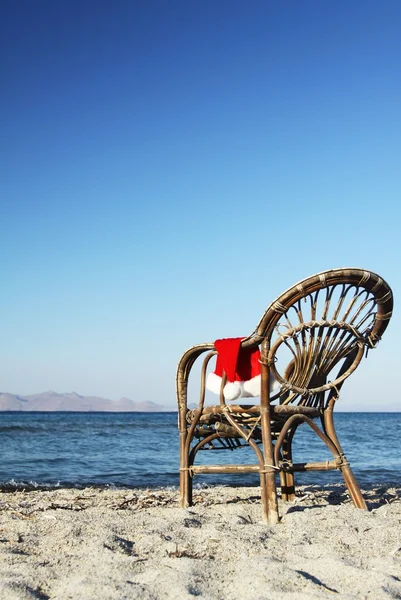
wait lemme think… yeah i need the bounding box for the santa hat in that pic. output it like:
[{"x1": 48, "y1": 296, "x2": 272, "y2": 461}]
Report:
[{"x1": 206, "y1": 338, "x2": 263, "y2": 401}]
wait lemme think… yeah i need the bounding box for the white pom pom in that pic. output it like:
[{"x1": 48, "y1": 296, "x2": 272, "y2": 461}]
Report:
[
  {"x1": 242, "y1": 375, "x2": 261, "y2": 398},
  {"x1": 223, "y1": 381, "x2": 243, "y2": 401}
]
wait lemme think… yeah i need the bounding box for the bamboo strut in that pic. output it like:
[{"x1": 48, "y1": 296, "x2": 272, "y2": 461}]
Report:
[
  {"x1": 190, "y1": 461, "x2": 338, "y2": 475},
  {"x1": 290, "y1": 461, "x2": 339, "y2": 471},
  {"x1": 190, "y1": 464, "x2": 260, "y2": 474}
]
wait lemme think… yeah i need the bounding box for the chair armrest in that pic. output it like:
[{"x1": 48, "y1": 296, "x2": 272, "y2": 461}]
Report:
[{"x1": 176, "y1": 342, "x2": 214, "y2": 411}]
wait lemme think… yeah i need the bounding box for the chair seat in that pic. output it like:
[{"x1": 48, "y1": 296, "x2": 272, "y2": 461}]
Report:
[
  {"x1": 196, "y1": 403, "x2": 321, "y2": 422},
  {"x1": 272, "y1": 404, "x2": 321, "y2": 418},
  {"x1": 188, "y1": 403, "x2": 322, "y2": 443}
]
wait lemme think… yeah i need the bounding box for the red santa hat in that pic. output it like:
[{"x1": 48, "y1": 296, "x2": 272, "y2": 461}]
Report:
[{"x1": 206, "y1": 338, "x2": 262, "y2": 401}]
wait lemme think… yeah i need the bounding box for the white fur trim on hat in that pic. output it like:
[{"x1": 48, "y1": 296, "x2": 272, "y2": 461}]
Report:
[
  {"x1": 241, "y1": 374, "x2": 261, "y2": 398},
  {"x1": 206, "y1": 373, "x2": 243, "y2": 400},
  {"x1": 206, "y1": 372, "x2": 224, "y2": 395},
  {"x1": 207, "y1": 371, "x2": 279, "y2": 400}
]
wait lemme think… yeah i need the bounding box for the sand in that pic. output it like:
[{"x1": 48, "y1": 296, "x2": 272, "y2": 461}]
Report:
[{"x1": 0, "y1": 483, "x2": 400, "y2": 600}]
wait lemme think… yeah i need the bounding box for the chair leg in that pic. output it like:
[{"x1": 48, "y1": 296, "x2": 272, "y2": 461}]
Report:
[
  {"x1": 280, "y1": 470, "x2": 296, "y2": 502},
  {"x1": 279, "y1": 471, "x2": 289, "y2": 501},
  {"x1": 280, "y1": 430, "x2": 296, "y2": 501},
  {"x1": 340, "y1": 460, "x2": 367, "y2": 509},
  {"x1": 323, "y1": 406, "x2": 367, "y2": 509},
  {"x1": 279, "y1": 457, "x2": 295, "y2": 502},
  {"x1": 179, "y1": 431, "x2": 193, "y2": 508},
  {"x1": 180, "y1": 467, "x2": 193, "y2": 508},
  {"x1": 260, "y1": 470, "x2": 279, "y2": 525}
]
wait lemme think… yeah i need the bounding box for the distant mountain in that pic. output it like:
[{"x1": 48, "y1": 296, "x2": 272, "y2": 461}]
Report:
[{"x1": 0, "y1": 391, "x2": 172, "y2": 412}]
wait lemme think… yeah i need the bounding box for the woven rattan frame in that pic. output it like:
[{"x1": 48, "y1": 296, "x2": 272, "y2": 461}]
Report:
[{"x1": 176, "y1": 268, "x2": 393, "y2": 524}]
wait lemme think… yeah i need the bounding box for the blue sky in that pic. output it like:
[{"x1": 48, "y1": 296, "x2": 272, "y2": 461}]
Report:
[{"x1": 1, "y1": 0, "x2": 400, "y2": 409}]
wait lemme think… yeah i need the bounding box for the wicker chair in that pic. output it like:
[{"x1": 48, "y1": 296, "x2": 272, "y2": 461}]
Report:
[{"x1": 176, "y1": 268, "x2": 393, "y2": 524}]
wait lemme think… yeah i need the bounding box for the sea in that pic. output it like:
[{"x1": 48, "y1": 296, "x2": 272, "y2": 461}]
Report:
[{"x1": 0, "y1": 411, "x2": 400, "y2": 491}]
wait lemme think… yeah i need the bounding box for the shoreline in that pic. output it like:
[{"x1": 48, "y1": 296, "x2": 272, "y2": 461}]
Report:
[
  {"x1": 0, "y1": 479, "x2": 400, "y2": 492},
  {"x1": 1, "y1": 409, "x2": 401, "y2": 413},
  {"x1": 1, "y1": 483, "x2": 400, "y2": 599}
]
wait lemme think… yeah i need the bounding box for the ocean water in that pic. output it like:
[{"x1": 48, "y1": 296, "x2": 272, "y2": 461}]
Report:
[{"x1": 0, "y1": 411, "x2": 400, "y2": 490}]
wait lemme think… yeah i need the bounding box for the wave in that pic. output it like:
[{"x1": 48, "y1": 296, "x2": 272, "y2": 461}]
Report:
[
  {"x1": 0, "y1": 478, "x2": 180, "y2": 492},
  {"x1": 0, "y1": 425, "x2": 51, "y2": 433}
]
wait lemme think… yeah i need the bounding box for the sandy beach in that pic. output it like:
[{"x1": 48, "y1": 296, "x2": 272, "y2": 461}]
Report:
[{"x1": 0, "y1": 483, "x2": 400, "y2": 600}]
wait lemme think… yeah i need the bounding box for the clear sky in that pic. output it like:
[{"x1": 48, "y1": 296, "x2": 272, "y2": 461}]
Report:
[{"x1": 1, "y1": 0, "x2": 400, "y2": 409}]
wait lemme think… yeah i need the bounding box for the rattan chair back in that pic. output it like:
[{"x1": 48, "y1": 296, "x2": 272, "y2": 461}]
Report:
[{"x1": 255, "y1": 268, "x2": 393, "y2": 409}]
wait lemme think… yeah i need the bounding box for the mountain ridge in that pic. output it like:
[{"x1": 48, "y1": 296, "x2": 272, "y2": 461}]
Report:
[{"x1": 0, "y1": 391, "x2": 172, "y2": 412}]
